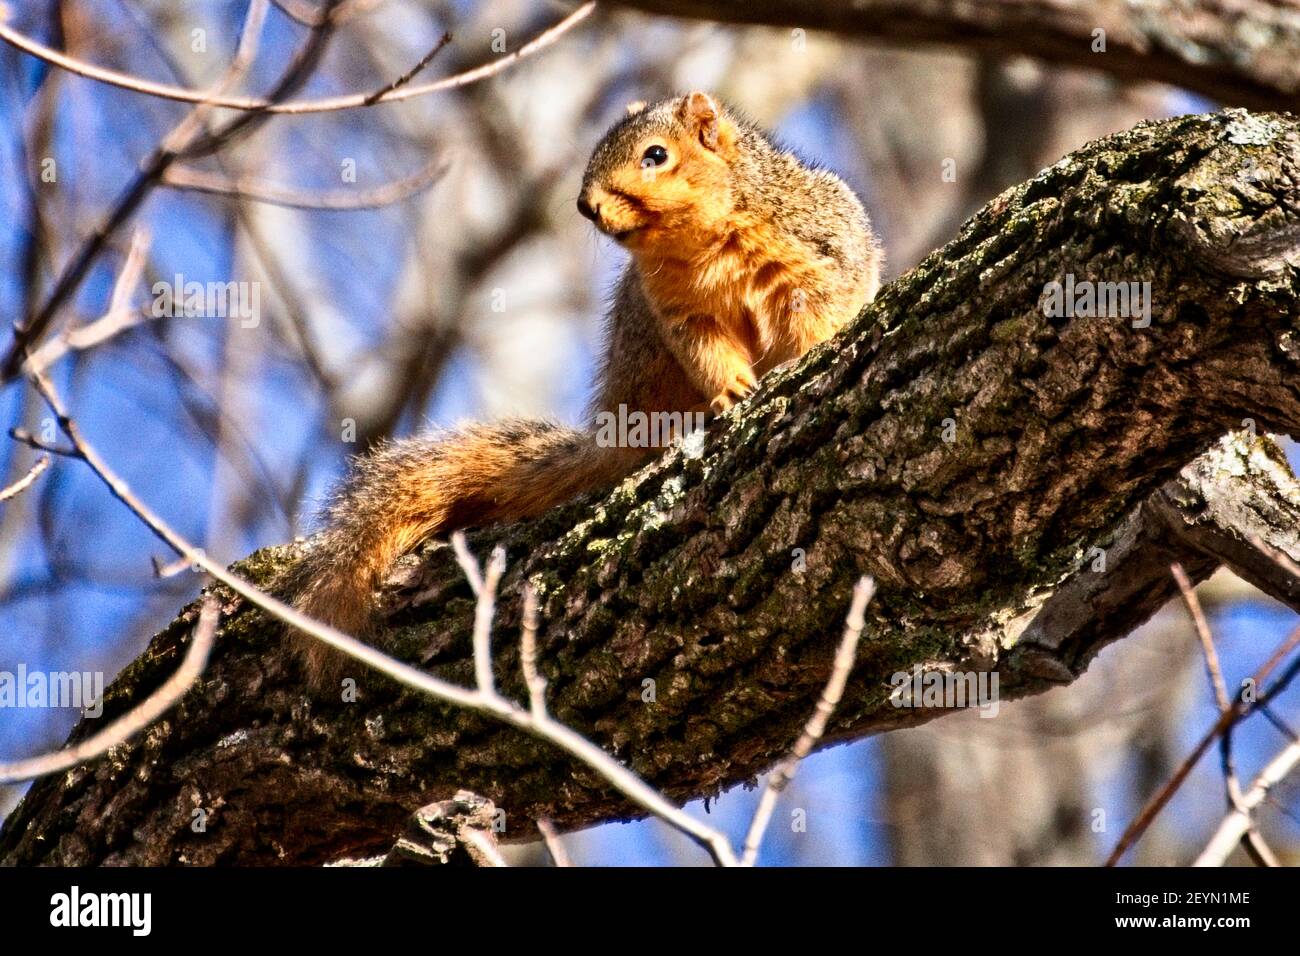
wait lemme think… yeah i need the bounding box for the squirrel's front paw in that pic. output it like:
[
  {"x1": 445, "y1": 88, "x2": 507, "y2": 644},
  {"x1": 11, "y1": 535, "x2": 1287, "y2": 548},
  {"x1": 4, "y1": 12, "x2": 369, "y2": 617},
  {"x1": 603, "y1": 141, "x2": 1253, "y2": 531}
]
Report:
[{"x1": 709, "y1": 370, "x2": 757, "y2": 415}]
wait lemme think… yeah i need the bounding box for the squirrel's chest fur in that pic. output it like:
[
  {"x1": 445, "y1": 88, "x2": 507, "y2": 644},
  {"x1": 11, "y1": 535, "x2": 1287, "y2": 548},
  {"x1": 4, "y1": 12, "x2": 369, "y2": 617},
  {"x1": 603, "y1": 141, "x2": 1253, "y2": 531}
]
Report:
[{"x1": 638, "y1": 214, "x2": 838, "y2": 368}]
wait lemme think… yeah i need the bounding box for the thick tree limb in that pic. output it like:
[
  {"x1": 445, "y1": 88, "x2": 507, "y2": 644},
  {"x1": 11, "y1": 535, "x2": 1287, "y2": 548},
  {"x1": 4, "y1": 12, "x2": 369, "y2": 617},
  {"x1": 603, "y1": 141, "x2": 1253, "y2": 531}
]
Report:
[
  {"x1": 3, "y1": 109, "x2": 1300, "y2": 866},
  {"x1": 613, "y1": 0, "x2": 1300, "y2": 112}
]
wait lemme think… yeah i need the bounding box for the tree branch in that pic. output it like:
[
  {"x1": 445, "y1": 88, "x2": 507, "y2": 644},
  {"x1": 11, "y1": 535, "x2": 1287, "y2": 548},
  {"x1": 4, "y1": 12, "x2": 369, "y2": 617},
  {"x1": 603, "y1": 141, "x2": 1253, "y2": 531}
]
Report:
[
  {"x1": 0, "y1": 3, "x2": 595, "y2": 116},
  {"x1": 611, "y1": 0, "x2": 1300, "y2": 112}
]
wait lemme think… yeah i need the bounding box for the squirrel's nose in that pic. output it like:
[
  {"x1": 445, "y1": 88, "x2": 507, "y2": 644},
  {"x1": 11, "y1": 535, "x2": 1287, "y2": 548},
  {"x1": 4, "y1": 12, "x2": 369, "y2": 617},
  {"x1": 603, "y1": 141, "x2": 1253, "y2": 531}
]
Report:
[{"x1": 577, "y1": 195, "x2": 600, "y2": 223}]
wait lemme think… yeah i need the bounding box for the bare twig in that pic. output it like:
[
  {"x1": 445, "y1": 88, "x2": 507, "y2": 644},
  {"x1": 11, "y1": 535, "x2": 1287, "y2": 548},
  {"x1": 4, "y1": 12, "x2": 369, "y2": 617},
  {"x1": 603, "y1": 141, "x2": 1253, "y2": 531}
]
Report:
[
  {"x1": 0, "y1": 3, "x2": 596, "y2": 115},
  {"x1": 536, "y1": 817, "x2": 571, "y2": 867},
  {"x1": 1172, "y1": 564, "x2": 1230, "y2": 711},
  {"x1": 1259, "y1": 705, "x2": 1299, "y2": 744},
  {"x1": 740, "y1": 576, "x2": 874, "y2": 866},
  {"x1": 270, "y1": 0, "x2": 381, "y2": 27},
  {"x1": 0, "y1": 596, "x2": 218, "y2": 784},
  {"x1": 450, "y1": 530, "x2": 485, "y2": 595},
  {"x1": 23, "y1": 227, "x2": 153, "y2": 376},
  {"x1": 462, "y1": 539, "x2": 505, "y2": 694},
  {"x1": 1171, "y1": 563, "x2": 1278, "y2": 867},
  {"x1": 107, "y1": 227, "x2": 151, "y2": 316},
  {"x1": 2, "y1": 0, "x2": 337, "y2": 379},
  {"x1": 22, "y1": 307, "x2": 159, "y2": 375},
  {"x1": 1105, "y1": 623, "x2": 1300, "y2": 865},
  {"x1": 0, "y1": 455, "x2": 50, "y2": 503},
  {"x1": 520, "y1": 583, "x2": 546, "y2": 715},
  {"x1": 152, "y1": 554, "x2": 198, "y2": 579},
  {"x1": 7, "y1": 427, "x2": 75, "y2": 458},
  {"x1": 448, "y1": 535, "x2": 739, "y2": 866},
  {"x1": 1194, "y1": 735, "x2": 1300, "y2": 866},
  {"x1": 161, "y1": 159, "x2": 446, "y2": 211},
  {"x1": 363, "y1": 32, "x2": 453, "y2": 105}
]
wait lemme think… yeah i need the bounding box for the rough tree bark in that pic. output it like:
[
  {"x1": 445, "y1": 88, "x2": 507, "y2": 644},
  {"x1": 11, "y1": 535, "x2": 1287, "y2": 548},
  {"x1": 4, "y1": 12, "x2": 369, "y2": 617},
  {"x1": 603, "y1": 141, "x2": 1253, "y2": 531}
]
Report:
[
  {"x1": 3, "y1": 109, "x2": 1300, "y2": 865},
  {"x1": 612, "y1": 0, "x2": 1300, "y2": 112}
]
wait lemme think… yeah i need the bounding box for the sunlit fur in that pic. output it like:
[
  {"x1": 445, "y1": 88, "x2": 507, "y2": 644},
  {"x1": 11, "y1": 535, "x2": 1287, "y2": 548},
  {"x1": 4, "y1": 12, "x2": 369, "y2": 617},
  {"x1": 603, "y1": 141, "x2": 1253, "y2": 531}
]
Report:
[
  {"x1": 580, "y1": 92, "x2": 881, "y2": 410},
  {"x1": 290, "y1": 91, "x2": 881, "y2": 688}
]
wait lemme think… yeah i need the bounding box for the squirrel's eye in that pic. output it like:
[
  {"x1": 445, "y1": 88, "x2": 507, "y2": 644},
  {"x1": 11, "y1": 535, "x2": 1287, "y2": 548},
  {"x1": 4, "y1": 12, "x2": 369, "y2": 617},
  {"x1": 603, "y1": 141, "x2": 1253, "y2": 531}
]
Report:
[{"x1": 640, "y1": 145, "x2": 669, "y2": 169}]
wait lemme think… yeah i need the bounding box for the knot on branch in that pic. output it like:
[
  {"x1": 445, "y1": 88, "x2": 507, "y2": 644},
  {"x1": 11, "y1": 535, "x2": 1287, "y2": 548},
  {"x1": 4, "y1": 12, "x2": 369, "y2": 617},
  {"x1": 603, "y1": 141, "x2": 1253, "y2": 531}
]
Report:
[
  {"x1": 1168, "y1": 110, "x2": 1300, "y2": 279},
  {"x1": 380, "y1": 790, "x2": 502, "y2": 867}
]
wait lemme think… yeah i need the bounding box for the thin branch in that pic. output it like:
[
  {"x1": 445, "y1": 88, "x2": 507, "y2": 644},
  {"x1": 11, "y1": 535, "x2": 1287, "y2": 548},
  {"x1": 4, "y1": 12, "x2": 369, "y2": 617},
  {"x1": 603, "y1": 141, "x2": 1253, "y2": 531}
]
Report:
[
  {"x1": 520, "y1": 583, "x2": 546, "y2": 715},
  {"x1": 450, "y1": 530, "x2": 484, "y2": 595},
  {"x1": 160, "y1": 159, "x2": 446, "y2": 211},
  {"x1": 152, "y1": 554, "x2": 197, "y2": 579},
  {"x1": 220, "y1": 187, "x2": 339, "y2": 391},
  {"x1": 270, "y1": 0, "x2": 381, "y2": 27},
  {"x1": 0, "y1": 596, "x2": 218, "y2": 784},
  {"x1": 8, "y1": 427, "x2": 77, "y2": 458},
  {"x1": 1105, "y1": 623, "x2": 1300, "y2": 865},
  {"x1": 0, "y1": 455, "x2": 50, "y2": 503},
  {"x1": 0, "y1": 3, "x2": 597, "y2": 115},
  {"x1": 22, "y1": 227, "x2": 154, "y2": 376},
  {"x1": 1171, "y1": 563, "x2": 1278, "y2": 867},
  {"x1": 536, "y1": 817, "x2": 571, "y2": 867},
  {"x1": 454, "y1": 539, "x2": 739, "y2": 866},
  {"x1": 21, "y1": 306, "x2": 159, "y2": 376},
  {"x1": 740, "y1": 576, "x2": 874, "y2": 866},
  {"x1": 363, "y1": 31, "x2": 453, "y2": 105},
  {"x1": 2, "y1": 0, "x2": 336, "y2": 380},
  {"x1": 461, "y1": 540, "x2": 505, "y2": 694},
  {"x1": 1173, "y1": 564, "x2": 1230, "y2": 712},
  {"x1": 107, "y1": 227, "x2": 150, "y2": 318},
  {"x1": 1194, "y1": 735, "x2": 1300, "y2": 866},
  {"x1": 1259, "y1": 705, "x2": 1299, "y2": 744}
]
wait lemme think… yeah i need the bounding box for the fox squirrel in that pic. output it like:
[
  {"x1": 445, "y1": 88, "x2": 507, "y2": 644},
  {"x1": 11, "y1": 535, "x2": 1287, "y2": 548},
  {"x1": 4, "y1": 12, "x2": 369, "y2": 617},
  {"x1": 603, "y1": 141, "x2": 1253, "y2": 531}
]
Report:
[{"x1": 289, "y1": 91, "x2": 881, "y2": 686}]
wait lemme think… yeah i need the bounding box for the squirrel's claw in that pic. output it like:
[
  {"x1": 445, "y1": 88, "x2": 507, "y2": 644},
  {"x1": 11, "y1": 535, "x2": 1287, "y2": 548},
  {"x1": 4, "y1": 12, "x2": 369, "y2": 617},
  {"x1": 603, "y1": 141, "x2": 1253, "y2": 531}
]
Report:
[{"x1": 709, "y1": 369, "x2": 757, "y2": 415}]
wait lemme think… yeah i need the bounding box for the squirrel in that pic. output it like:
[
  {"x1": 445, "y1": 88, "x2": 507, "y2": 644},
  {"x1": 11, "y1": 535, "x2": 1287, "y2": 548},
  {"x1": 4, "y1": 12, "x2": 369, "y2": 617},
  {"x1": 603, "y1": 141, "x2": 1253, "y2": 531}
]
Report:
[{"x1": 288, "y1": 91, "x2": 882, "y2": 687}]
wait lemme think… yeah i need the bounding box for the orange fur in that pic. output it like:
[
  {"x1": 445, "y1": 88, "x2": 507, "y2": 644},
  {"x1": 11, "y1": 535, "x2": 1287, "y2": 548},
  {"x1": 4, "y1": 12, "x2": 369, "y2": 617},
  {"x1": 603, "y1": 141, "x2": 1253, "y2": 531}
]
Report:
[{"x1": 289, "y1": 91, "x2": 882, "y2": 689}]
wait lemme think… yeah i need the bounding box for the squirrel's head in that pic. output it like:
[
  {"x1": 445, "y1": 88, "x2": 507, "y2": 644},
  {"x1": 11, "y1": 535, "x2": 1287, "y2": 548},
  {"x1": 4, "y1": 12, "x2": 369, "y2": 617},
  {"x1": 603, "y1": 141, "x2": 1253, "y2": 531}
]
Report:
[{"x1": 577, "y1": 91, "x2": 744, "y2": 255}]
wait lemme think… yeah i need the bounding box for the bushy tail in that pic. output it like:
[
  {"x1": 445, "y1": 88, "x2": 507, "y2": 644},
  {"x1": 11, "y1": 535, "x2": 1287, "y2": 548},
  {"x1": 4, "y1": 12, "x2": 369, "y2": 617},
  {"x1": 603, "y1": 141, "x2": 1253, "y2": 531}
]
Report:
[{"x1": 288, "y1": 420, "x2": 639, "y2": 686}]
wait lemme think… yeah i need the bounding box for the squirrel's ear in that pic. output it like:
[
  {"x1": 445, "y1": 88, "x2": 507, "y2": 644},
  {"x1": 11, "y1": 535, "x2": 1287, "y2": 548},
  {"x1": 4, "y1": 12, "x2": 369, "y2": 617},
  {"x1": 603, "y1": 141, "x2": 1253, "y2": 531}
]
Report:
[
  {"x1": 678, "y1": 91, "x2": 722, "y2": 151},
  {"x1": 625, "y1": 100, "x2": 646, "y2": 115}
]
